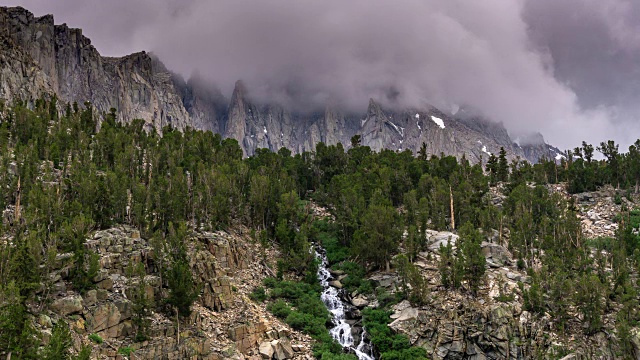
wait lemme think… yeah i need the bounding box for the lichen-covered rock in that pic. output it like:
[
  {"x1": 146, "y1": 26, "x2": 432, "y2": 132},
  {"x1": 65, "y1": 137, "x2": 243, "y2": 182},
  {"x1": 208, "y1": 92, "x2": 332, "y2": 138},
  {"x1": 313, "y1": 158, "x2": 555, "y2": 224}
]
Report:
[
  {"x1": 51, "y1": 295, "x2": 83, "y2": 316},
  {"x1": 86, "y1": 303, "x2": 121, "y2": 335}
]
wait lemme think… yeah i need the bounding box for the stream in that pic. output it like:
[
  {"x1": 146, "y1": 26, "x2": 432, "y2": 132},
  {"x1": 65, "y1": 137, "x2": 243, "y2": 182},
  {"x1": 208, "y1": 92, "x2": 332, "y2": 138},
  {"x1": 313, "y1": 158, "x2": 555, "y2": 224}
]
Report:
[{"x1": 315, "y1": 247, "x2": 375, "y2": 360}]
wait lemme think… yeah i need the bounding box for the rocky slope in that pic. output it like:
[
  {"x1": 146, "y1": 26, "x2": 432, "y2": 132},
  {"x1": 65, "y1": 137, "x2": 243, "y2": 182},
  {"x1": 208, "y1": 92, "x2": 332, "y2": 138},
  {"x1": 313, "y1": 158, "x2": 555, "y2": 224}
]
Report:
[
  {"x1": 0, "y1": 6, "x2": 562, "y2": 162},
  {"x1": 332, "y1": 187, "x2": 640, "y2": 360},
  {"x1": 28, "y1": 224, "x2": 314, "y2": 359}
]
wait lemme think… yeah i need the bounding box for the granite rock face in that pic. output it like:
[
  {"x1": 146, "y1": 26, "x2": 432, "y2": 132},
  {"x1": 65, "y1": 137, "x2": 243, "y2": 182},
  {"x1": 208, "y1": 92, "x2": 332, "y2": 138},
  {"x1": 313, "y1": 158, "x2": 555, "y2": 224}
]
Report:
[
  {"x1": 0, "y1": 6, "x2": 212, "y2": 131},
  {"x1": 0, "y1": 6, "x2": 562, "y2": 163}
]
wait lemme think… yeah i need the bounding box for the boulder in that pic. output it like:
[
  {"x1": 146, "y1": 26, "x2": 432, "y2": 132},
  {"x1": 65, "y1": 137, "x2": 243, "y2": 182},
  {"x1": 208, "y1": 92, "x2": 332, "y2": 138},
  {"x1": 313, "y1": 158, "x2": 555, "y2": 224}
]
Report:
[
  {"x1": 83, "y1": 290, "x2": 97, "y2": 307},
  {"x1": 328, "y1": 269, "x2": 344, "y2": 276},
  {"x1": 481, "y1": 242, "x2": 513, "y2": 266},
  {"x1": 389, "y1": 306, "x2": 419, "y2": 325},
  {"x1": 259, "y1": 341, "x2": 274, "y2": 359},
  {"x1": 86, "y1": 303, "x2": 121, "y2": 335},
  {"x1": 272, "y1": 339, "x2": 295, "y2": 360},
  {"x1": 328, "y1": 280, "x2": 343, "y2": 289},
  {"x1": 351, "y1": 295, "x2": 369, "y2": 308},
  {"x1": 428, "y1": 232, "x2": 459, "y2": 251},
  {"x1": 51, "y1": 295, "x2": 83, "y2": 316}
]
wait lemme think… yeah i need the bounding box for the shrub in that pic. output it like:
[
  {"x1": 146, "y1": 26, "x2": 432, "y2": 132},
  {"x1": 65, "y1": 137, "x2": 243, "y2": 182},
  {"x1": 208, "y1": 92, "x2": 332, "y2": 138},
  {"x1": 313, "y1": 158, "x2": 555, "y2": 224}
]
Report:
[
  {"x1": 334, "y1": 261, "x2": 373, "y2": 295},
  {"x1": 76, "y1": 346, "x2": 92, "y2": 360},
  {"x1": 362, "y1": 308, "x2": 427, "y2": 359},
  {"x1": 118, "y1": 346, "x2": 134, "y2": 357},
  {"x1": 263, "y1": 277, "x2": 278, "y2": 289},
  {"x1": 88, "y1": 333, "x2": 103, "y2": 344},
  {"x1": 250, "y1": 286, "x2": 267, "y2": 302},
  {"x1": 267, "y1": 299, "x2": 291, "y2": 319}
]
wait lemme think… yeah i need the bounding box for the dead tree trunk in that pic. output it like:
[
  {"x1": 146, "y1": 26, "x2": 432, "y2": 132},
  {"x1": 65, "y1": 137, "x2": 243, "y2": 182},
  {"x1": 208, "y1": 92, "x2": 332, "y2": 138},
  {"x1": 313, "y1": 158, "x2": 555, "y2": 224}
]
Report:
[
  {"x1": 14, "y1": 177, "x2": 21, "y2": 225},
  {"x1": 449, "y1": 185, "x2": 455, "y2": 231}
]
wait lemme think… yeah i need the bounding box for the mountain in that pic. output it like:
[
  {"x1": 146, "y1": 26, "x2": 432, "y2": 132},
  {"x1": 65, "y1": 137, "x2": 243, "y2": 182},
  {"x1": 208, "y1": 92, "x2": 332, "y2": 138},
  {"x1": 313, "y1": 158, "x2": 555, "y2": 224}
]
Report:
[{"x1": 0, "y1": 6, "x2": 561, "y2": 163}]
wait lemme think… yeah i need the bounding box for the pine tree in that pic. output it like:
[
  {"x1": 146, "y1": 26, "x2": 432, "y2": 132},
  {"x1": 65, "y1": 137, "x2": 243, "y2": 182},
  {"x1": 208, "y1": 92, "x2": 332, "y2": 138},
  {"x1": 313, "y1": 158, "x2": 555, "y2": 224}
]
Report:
[
  {"x1": 497, "y1": 147, "x2": 509, "y2": 182},
  {"x1": 486, "y1": 154, "x2": 498, "y2": 185},
  {"x1": 41, "y1": 320, "x2": 73, "y2": 360},
  {"x1": 0, "y1": 282, "x2": 39, "y2": 358},
  {"x1": 574, "y1": 273, "x2": 605, "y2": 335},
  {"x1": 166, "y1": 260, "x2": 199, "y2": 317},
  {"x1": 438, "y1": 238, "x2": 462, "y2": 289},
  {"x1": 458, "y1": 222, "x2": 486, "y2": 294},
  {"x1": 352, "y1": 203, "x2": 401, "y2": 271}
]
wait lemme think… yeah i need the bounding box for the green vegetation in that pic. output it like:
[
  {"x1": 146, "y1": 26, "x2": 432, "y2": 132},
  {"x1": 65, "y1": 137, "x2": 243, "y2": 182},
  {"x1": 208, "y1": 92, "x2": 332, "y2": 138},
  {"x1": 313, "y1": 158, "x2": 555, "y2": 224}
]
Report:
[
  {"x1": 250, "y1": 286, "x2": 267, "y2": 302},
  {"x1": 362, "y1": 308, "x2": 428, "y2": 360},
  {"x1": 262, "y1": 276, "x2": 354, "y2": 359},
  {"x1": 88, "y1": 333, "x2": 103, "y2": 344},
  {"x1": 118, "y1": 346, "x2": 134, "y2": 358},
  {"x1": 0, "y1": 97, "x2": 639, "y2": 357},
  {"x1": 41, "y1": 320, "x2": 92, "y2": 360}
]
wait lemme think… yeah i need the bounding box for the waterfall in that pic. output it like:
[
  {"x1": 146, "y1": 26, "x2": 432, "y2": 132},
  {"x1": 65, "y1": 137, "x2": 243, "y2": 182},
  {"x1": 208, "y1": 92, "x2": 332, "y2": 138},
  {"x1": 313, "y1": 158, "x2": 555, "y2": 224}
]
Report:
[{"x1": 315, "y1": 248, "x2": 375, "y2": 360}]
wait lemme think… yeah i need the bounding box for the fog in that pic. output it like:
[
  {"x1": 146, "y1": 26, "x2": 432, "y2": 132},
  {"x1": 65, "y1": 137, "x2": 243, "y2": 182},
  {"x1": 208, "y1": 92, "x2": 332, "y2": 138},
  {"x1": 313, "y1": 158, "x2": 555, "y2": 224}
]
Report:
[{"x1": 11, "y1": 0, "x2": 640, "y2": 149}]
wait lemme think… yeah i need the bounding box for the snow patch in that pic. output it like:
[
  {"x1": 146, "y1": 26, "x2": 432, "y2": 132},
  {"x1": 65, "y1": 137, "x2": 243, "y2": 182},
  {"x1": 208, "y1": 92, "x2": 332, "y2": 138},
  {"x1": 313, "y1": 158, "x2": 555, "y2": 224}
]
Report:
[
  {"x1": 387, "y1": 121, "x2": 404, "y2": 137},
  {"x1": 415, "y1": 113, "x2": 420, "y2": 119},
  {"x1": 430, "y1": 116, "x2": 445, "y2": 129},
  {"x1": 263, "y1": 126, "x2": 268, "y2": 134},
  {"x1": 555, "y1": 153, "x2": 565, "y2": 161},
  {"x1": 482, "y1": 146, "x2": 491, "y2": 155}
]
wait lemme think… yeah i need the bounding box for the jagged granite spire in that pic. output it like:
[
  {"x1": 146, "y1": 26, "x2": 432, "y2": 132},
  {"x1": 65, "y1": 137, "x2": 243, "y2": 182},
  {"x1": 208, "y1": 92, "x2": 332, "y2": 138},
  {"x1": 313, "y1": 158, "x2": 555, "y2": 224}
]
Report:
[{"x1": 0, "y1": 6, "x2": 561, "y2": 163}]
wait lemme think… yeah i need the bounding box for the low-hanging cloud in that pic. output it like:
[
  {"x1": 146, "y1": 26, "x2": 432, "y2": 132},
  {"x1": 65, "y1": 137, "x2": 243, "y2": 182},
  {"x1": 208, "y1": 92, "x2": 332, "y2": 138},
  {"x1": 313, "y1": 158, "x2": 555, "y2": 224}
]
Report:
[{"x1": 11, "y1": 0, "x2": 640, "y2": 150}]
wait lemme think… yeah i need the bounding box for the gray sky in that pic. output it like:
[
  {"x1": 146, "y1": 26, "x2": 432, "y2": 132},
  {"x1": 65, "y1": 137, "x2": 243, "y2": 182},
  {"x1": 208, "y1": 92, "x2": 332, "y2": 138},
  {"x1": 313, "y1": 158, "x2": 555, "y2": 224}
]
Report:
[{"x1": 7, "y1": 0, "x2": 640, "y2": 150}]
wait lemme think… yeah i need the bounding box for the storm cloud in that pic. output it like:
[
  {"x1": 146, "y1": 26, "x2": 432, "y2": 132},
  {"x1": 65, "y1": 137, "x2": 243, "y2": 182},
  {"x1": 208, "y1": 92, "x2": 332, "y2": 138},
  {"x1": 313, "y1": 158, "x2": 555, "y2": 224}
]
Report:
[{"x1": 10, "y1": 0, "x2": 640, "y2": 149}]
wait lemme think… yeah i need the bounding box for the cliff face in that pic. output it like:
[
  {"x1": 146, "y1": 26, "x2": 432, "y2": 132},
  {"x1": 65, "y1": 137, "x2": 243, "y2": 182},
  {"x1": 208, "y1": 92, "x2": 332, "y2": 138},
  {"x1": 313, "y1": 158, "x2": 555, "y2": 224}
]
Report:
[
  {"x1": 0, "y1": 6, "x2": 561, "y2": 163},
  {"x1": 0, "y1": 6, "x2": 204, "y2": 131},
  {"x1": 34, "y1": 225, "x2": 314, "y2": 359}
]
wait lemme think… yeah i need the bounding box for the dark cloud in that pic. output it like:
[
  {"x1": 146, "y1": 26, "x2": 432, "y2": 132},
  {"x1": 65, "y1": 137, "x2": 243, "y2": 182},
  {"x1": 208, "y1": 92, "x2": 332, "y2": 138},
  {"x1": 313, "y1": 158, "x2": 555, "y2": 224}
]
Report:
[{"x1": 8, "y1": 0, "x2": 640, "y2": 149}]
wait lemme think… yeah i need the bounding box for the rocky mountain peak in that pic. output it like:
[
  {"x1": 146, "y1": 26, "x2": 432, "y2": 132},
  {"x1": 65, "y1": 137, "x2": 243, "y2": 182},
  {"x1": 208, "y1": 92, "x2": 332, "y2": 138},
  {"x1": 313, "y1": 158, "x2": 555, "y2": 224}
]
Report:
[
  {"x1": 518, "y1": 131, "x2": 546, "y2": 146},
  {"x1": 229, "y1": 80, "x2": 248, "y2": 109},
  {"x1": 0, "y1": 5, "x2": 564, "y2": 163},
  {"x1": 366, "y1": 98, "x2": 383, "y2": 117}
]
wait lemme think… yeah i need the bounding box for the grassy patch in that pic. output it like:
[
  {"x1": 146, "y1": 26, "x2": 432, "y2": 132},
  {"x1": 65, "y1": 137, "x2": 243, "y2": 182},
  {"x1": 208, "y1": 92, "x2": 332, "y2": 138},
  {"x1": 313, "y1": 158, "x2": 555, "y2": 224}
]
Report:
[{"x1": 88, "y1": 333, "x2": 103, "y2": 344}]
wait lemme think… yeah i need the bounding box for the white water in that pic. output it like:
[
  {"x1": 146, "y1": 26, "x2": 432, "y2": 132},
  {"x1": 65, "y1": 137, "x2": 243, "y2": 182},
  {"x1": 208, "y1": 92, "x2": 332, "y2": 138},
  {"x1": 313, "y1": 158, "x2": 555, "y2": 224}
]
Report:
[{"x1": 315, "y1": 248, "x2": 375, "y2": 360}]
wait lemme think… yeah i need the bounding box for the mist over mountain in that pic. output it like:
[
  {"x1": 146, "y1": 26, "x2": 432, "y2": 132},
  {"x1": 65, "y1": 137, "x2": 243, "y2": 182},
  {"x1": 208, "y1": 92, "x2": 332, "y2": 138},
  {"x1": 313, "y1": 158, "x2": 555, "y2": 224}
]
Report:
[
  {"x1": 0, "y1": 5, "x2": 563, "y2": 162},
  {"x1": 12, "y1": 0, "x2": 640, "y2": 151}
]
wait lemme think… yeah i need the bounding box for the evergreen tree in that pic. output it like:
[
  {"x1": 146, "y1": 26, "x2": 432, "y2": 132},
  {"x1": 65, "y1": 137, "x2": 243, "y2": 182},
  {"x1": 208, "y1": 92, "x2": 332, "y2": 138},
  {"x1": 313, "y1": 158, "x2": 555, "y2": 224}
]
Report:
[
  {"x1": 351, "y1": 203, "x2": 401, "y2": 270},
  {"x1": 485, "y1": 153, "x2": 498, "y2": 185},
  {"x1": 458, "y1": 222, "x2": 486, "y2": 294},
  {"x1": 41, "y1": 320, "x2": 73, "y2": 360},
  {"x1": 574, "y1": 273, "x2": 605, "y2": 335},
  {"x1": 497, "y1": 147, "x2": 509, "y2": 182},
  {"x1": 0, "y1": 282, "x2": 39, "y2": 359},
  {"x1": 438, "y1": 238, "x2": 462, "y2": 290},
  {"x1": 166, "y1": 260, "x2": 199, "y2": 317}
]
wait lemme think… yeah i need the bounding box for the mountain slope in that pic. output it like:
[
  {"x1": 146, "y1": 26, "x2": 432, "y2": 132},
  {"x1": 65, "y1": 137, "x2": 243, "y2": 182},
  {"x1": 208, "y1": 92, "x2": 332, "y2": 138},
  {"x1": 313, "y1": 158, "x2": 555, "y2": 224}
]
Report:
[{"x1": 0, "y1": 6, "x2": 560, "y2": 163}]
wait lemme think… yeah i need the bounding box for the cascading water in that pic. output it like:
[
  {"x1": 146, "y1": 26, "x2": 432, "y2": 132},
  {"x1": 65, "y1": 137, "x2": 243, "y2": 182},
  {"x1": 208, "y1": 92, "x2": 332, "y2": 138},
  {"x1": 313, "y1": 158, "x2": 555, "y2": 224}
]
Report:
[{"x1": 315, "y1": 248, "x2": 375, "y2": 360}]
